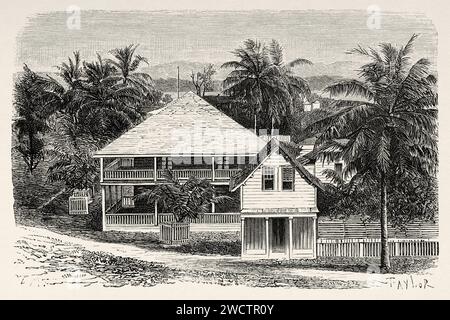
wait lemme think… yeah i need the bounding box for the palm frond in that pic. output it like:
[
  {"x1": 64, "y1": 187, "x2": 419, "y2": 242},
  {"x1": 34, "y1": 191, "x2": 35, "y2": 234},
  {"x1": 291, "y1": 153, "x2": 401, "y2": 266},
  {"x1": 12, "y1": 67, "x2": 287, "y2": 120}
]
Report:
[{"x1": 324, "y1": 80, "x2": 374, "y2": 100}]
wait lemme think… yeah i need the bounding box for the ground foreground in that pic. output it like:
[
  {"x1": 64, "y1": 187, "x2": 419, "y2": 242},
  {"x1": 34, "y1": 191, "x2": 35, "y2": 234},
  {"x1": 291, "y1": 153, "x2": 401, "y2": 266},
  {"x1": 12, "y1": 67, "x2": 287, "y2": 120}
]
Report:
[{"x1": 14, "y1": 225, "x2": 437, "y2": 290}]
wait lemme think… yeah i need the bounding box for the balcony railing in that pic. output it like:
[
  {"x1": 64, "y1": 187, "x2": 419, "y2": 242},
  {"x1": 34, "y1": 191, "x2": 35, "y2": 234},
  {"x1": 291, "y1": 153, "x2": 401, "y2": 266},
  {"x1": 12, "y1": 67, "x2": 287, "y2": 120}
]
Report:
[
  {"x1": 215, "y1": 169, "x2": 241, "y2": 179},
  {"x1": 105, "y1": 212, "x2": 241, "y2": 226},
  {"x1": 158, "y1": 168, "x2": 212, "y2": 180},
  {"x1": 103, "y1": 168, "x2": 241, "y2": 181},
  {"x1": 104, "y1": 169, "x2": 155, "y2": 180}
]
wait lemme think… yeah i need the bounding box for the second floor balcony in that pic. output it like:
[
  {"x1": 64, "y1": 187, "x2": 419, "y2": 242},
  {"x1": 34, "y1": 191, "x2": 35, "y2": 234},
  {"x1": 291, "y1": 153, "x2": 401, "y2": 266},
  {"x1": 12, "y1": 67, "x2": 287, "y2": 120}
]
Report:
[{"x1": 101, "y1": 156, "x2": 253, "y2": 183}]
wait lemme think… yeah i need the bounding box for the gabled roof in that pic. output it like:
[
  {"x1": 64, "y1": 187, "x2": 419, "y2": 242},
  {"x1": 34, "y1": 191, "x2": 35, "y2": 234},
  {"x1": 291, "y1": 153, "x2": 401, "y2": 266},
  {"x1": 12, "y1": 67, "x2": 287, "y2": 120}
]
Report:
[
  {"x1": 229, "y1": 138, "x2": 325, "y2": 192},
  {"x1": 94, "y1": 92, "x2": 266, "y2": 157}
]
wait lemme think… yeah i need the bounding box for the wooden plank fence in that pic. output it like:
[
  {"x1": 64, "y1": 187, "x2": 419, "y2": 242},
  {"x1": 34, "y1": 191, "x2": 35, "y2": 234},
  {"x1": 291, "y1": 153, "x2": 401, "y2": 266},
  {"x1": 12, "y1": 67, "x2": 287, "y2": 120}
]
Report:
[
  {"x1": 318, "y1": 220, "x2": 438, "y2": 239},
  {"x1": 317, "y1": 238, "x2": 439, "y2": 257},
  {"x1": 160, "y1": 223, "x2": 190, "y2": 244},
  {"x1": 68, "y1": 196, "x2": 89, "y2": 215}
]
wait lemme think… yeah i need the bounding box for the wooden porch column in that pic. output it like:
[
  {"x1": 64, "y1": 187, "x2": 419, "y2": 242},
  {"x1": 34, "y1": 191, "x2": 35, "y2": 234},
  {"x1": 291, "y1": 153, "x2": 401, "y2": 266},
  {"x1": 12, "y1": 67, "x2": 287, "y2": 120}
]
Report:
[
  {"x1": 154, "y1": 157, "x2": 157, "y2": 182},
  {"x1": 100, "y1": 157, "x2": 104, "y2": 183},
  {"x1": 101, "y1": 186, "x2": 106, "y2": 231},
  {"x1": 240, "y1": 187, "x2": 243, "y2": 211},
  {"x1": 265, "y1": 217, "x2": 270, "y2": 258},
  {"x1": 313, "y1": 216, "x2": 317, "y2": 258},
  {"x1": 241, "y1": 217, "x2": 245, "y2": 256},
  {"x1": 211, "y1": 156, "x2": 215, "y2": 181},
  {"x1": 154, "y1": 200, "x2": 158, "y2": 226},
  {"x1": 288, "y1": 217, "x2": 293, "y2": 260},
  {"x1": 211, "y1": 202, "x2": 215, "y2": 213}
]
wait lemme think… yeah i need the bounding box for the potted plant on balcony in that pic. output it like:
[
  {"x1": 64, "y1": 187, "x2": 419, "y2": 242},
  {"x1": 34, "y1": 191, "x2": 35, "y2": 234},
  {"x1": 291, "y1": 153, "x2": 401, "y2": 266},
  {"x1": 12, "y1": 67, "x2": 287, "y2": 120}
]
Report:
[{"x1": 136, "y1": 170, "x2": 230, "y2": 245}]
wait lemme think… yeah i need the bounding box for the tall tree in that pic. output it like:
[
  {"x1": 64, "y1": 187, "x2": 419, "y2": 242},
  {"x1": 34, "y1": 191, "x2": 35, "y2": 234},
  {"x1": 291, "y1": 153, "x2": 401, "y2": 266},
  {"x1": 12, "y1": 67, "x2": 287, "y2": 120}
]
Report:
[
  {"x1": 191, "y1": 64, "x2": 216, "y2": 96},
  {"x1": 222, "y1": 39, "x2": 312, "y2": 133},
  {"x1": 268, "y1": 39, "x2": 312, "y2": 129},
  {"x1": 43, "y1": 52, "x2": 149, "y2": 191},
  {"x1": 13, "y1": 65, "x2": 52, "y2": 173},
  {"x1": 222, "y1": 39, "x2": 292, "y2": 133},
  {"x1": 107, "y1": 44, "x2": 150, "y2": 85},
  {"x1": 80, "y1": 53, "x2": 144, "y2": 141},
  {"x1": 107, "y1": 44, "x2": 160, "y2": 105},
  {"x1": 303, "y1": 34, "x2": 438, "y2": 270}
]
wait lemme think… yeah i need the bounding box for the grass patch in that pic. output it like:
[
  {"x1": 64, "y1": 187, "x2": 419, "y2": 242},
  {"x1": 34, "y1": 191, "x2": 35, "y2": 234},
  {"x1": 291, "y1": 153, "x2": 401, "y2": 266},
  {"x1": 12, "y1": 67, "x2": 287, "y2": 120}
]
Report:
[
  {"x1": 80, "y1": 250, "x2": 364, "y2": 289},
  {"x1": 235, "y1": 256, "x2": 438, "y2": 274}
]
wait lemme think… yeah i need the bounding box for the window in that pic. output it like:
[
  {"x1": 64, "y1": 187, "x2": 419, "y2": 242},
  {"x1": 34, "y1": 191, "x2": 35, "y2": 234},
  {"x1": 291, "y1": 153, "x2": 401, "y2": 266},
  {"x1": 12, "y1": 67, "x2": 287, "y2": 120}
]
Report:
[
  {"x1": 281, "y1": 166, "x2": 294, "y2": 191},
  {"x1": 334, "y1": 163, "x2": 343, "y2": 179},
  {"x1": 262, "y1": 167, "x2": 275, "y2": 191}
]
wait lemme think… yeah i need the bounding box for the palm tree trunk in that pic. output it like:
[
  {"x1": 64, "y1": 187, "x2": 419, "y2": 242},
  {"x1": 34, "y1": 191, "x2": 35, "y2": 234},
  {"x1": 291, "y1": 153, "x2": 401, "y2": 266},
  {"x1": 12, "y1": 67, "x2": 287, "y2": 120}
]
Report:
[
  {"x1": 380, "y1": 172, "x2": 391, "y2": 271},
  {"x1": 254, "y1": 112, "x2": 257, "y2": 135}
]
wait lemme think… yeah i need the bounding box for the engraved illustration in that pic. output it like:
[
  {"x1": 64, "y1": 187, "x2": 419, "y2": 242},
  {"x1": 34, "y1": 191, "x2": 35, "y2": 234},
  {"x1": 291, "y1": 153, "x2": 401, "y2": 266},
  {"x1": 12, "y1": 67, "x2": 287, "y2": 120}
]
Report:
[{"x1": 12, "y1": 9, "x2": 438, "y2": 290}]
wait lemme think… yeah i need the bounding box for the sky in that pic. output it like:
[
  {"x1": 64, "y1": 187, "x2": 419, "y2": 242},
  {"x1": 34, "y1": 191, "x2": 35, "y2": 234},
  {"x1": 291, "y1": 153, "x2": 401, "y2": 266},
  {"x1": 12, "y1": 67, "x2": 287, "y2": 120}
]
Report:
[{"x1": 16, "y1": 10, "x2": 437, "y2": 77}]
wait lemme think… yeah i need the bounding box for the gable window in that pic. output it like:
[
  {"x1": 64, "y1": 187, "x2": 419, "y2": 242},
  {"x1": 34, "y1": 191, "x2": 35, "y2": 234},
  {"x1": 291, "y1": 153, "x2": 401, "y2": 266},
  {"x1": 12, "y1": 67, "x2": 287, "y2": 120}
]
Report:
[
  {"x1": 334, "y1": 163, "x2": 343, "y2": 179},
  {"x1": 281, "y1": 166, "x2": 294, "y2": 191},
  {"x1": 262, "y1": 167, "x2": 275, "y2": 191}
]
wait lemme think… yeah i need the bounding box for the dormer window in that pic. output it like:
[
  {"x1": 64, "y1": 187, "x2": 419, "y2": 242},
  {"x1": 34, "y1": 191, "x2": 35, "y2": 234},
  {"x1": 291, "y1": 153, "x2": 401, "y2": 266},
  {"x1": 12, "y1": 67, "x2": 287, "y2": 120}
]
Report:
[
  {"x1": 262, "y1": 167, "x2": 275, "y2": 191},
  {"x1": 281, "y1": 166, "x2": 294, "y2": 191}
]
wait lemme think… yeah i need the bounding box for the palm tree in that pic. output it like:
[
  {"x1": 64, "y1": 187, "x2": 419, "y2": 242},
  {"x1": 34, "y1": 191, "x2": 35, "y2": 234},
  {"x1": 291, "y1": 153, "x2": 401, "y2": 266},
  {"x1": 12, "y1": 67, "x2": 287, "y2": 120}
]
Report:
[
  {"x1": 268, "y1": 39, "x2": 312, "y2": 129},
  {"x1": 13, "y1": 65, "x2": 51, "y2": 173},
  {"x1": 136, "y1": 170, "x2": 231, "y2": 223},
  {"x1": 221, "y1": 39, "x2": 292, "y2": 133},
  {"x1": 43, "y1": 53, "x2": 148, "y2": 193},
  {"x1": 79, "y1": 53, "x2": 145, "y2": 141},
  {"x1": 56, "y1": 51, "x2": 84, "y2": 89},
  {"x1": 107, "y1": 44, "x2": 158, "y2": 103},
  {"x1": 303, "y1": 34, "x2": 437, "y2": 270},
  {"x1": 107, "y1": 44, "x2": 149, "y2": 85}
]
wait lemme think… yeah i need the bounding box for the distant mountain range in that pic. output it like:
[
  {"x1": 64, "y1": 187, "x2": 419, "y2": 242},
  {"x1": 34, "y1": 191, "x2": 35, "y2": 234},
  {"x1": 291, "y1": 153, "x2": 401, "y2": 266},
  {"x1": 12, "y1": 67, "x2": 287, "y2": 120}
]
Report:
[
  {"x1": 14, "y1": 60, "x2": 355, "y2": 93},
  {"x1": 142, "y1": 61, "x2": 230, "y2": 81},
  {"x1": 144, "y1": 60, "x2": 360, "y2": 80},
  {"x1": 291, "y1": 61, "x2": 360, "y2": 79},
  {"x1": 146, "y1": 60, "x2": 355, "y2": 92},
  {"x1": 152, "y1": 75, "x2": 343, "y2": 93}
]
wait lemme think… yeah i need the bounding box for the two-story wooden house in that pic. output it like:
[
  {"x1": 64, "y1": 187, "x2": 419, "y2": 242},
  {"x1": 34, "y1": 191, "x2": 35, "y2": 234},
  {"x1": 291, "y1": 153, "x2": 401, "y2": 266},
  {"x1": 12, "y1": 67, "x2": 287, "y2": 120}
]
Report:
[
  {"x1": 93, "y1": 92, "x2": 324, "y2": 259},
  {"x1": 230, "y1": 139, "x2": 324, "y2": 259},
  {"x1": 93, "y1": 92, "x2": 265, "y2": 230}
]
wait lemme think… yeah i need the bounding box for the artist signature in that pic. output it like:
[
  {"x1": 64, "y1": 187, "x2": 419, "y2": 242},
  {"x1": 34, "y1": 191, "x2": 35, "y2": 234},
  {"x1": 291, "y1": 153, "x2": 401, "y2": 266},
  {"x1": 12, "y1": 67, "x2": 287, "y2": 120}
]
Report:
[{"x1": 380, "y1": 275, "x2": 433, "y2": 290}]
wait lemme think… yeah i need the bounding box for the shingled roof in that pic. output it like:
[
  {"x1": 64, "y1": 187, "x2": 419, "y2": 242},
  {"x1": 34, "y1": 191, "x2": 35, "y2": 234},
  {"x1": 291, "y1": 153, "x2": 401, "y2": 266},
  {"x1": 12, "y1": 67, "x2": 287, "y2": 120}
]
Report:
[{"x1": 94, "y1": 91, "x2": 265, "y2": 157}]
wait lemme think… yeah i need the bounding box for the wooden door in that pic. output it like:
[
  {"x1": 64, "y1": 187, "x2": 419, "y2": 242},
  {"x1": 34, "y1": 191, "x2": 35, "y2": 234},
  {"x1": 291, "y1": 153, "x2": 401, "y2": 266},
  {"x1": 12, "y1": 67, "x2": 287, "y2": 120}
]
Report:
[{"x1": 270, "y1": 218, "x2": 288, "y2": 257}]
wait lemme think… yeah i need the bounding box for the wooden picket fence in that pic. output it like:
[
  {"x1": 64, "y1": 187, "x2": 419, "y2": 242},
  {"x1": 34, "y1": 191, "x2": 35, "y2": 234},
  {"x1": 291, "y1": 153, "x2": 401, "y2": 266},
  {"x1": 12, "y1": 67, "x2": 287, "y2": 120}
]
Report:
[
  {"x1": 160, "y1": 223, "x2": 190, "y2": 245},
  {"x1": 317, "y1": 238, "x2": 439, "y2": 257},
  {"x1": 68, "y1": 189, "x2": 93, "y2": 215},
  {"x1": 68, "y1": 196, "x2": 89, "y2": 215}
]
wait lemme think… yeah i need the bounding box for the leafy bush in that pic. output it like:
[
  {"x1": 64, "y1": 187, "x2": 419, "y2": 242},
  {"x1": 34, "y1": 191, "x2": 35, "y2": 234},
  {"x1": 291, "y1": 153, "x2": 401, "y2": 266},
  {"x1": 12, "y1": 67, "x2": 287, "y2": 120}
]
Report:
[{"x1": 318, "y1": 174, "x2": 438, "y2": 225}]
